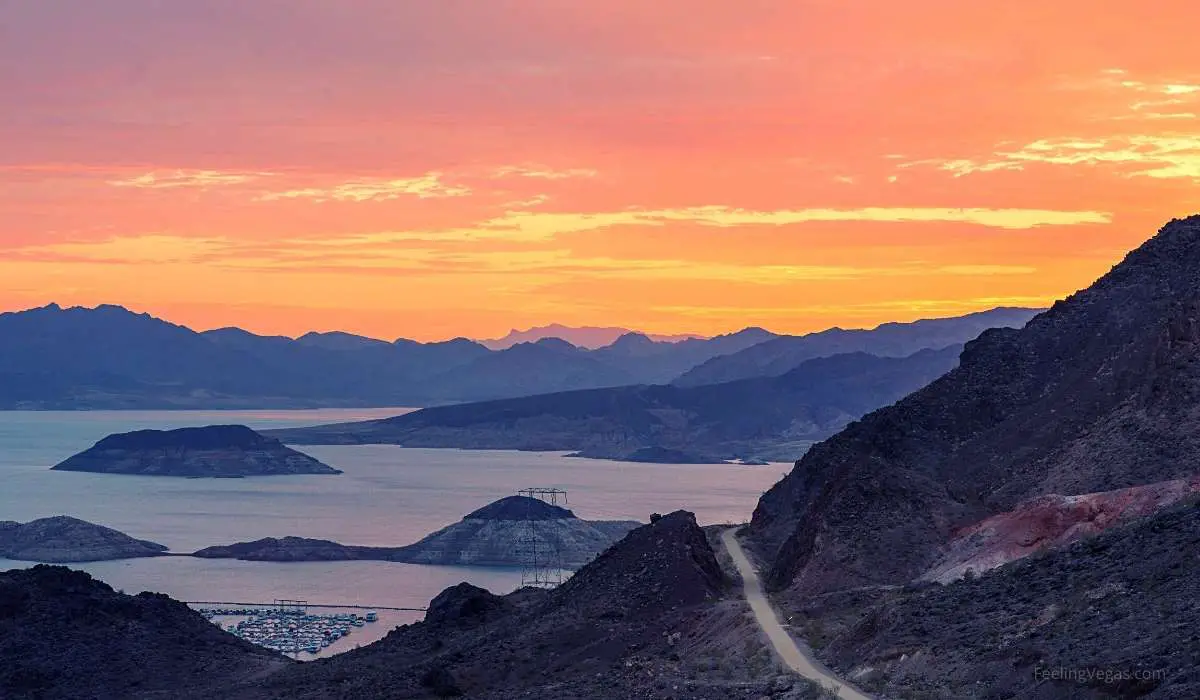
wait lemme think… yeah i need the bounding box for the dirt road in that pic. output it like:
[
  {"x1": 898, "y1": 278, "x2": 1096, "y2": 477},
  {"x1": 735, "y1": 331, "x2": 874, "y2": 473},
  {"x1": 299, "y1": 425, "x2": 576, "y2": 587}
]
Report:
[{"x1": 720, "y1": 528, "x2": 873, "y2": 700}]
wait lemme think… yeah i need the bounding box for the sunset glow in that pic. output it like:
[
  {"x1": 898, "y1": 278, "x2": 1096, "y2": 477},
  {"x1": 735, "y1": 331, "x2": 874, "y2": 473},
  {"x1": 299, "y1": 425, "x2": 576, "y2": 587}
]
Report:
[{"x1": 4, "y1": 1, "x2": 1200, "y2": 340}]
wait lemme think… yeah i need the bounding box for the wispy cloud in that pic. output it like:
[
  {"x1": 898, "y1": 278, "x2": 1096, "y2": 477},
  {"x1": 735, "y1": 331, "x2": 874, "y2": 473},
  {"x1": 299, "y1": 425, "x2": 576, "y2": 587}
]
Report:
[
  {"x1": 643, "y1": 205, "x2": 1109, "y2": 229},
  {"x1": 13, "y1": 235, "x2": 232, "y2": 264},
  {"x1": 493, "y1": 165, "x2": 598, "y2": 180},
  {"x1": 323, "y1": 205, "x2": 1108, "y2": 246},
  {"x1": 108, "y1": 170, "x2": 269, "y2": 189},
  {"x1": 259, "y1": 172, "x2": 471, "y2": 202},
  {"x1": 907, "y1": 135, "x2": 1200, "y2": 181}
]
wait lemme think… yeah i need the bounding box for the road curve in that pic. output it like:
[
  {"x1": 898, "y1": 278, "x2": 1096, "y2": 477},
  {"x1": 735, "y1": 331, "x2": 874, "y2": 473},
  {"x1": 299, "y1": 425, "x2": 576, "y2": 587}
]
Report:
[{"x1": 720, "y1": 528, "x2": 873, "y2": 700}]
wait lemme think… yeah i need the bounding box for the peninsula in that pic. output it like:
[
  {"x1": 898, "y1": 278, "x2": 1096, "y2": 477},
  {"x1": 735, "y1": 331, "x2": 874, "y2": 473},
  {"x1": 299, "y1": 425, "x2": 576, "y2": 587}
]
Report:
[
  {"x1": 0, "y1": 516, "x2": 169, "y2": 563},
  {"x1": 193, "y1": 495, "x2": 640, "y2": 568}
]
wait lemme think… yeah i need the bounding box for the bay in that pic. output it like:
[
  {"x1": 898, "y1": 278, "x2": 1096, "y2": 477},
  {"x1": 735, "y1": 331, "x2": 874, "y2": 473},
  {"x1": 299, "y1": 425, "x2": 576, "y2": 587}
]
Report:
[{"x1": 0, "y1": 409, "x2": 789, "y2": 655}]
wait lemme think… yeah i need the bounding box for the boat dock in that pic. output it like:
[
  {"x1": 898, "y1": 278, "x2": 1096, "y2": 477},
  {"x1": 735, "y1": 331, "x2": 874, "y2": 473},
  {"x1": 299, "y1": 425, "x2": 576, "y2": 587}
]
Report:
[
  {"x1": 189, "y1": 598, "x2": 425, "y2": 657},
  {"x1": 183, "y1": 600, "x2": 427, "y2": 612}
]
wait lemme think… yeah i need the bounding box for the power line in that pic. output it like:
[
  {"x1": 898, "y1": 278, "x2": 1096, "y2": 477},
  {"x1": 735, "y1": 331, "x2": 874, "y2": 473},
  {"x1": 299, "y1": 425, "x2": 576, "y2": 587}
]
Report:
[{"x1": 517, "y1": 487, "x2": 567, "y2": 589}]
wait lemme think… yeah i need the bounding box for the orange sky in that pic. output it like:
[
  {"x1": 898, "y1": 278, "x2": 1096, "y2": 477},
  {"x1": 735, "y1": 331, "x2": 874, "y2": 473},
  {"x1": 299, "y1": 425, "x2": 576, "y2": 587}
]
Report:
[{"x1": 3, "y1": 1, "x2": 1200, "y2": 341}]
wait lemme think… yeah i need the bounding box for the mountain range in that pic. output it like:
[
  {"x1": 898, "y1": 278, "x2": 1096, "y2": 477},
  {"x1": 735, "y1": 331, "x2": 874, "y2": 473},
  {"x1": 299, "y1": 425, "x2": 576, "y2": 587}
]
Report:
[
  {"x1": 5, "y1": 218, "x2": 1200, "y2": 698},
  {"x1": 0, "y1": 304, "x2": 772, "y2": 408},
  {"x1": 674, "y1": 306, "x2": 1041, "y2": 386},
  {"x1": 0, "y1": 304, "x2": 1031, "y2": 410},
  {"x1": 269, "y1": 345, "x2": 964, "y2": 463},
  {"x1": 480, "y1": 323, "x2": 705, "y2": 349}
]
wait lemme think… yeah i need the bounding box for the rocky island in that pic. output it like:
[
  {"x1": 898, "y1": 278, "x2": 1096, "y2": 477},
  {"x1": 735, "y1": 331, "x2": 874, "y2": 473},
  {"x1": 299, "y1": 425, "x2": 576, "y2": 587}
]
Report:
[
  {"x1": 0, "y1": 516, "x2": 169, "y2": 562},
  {"x1": 193, "y1": 495, "x2": 640, "y2": 568},
  {"x1": 51, "y1": 425, "x2": 342, "y2": 477}
]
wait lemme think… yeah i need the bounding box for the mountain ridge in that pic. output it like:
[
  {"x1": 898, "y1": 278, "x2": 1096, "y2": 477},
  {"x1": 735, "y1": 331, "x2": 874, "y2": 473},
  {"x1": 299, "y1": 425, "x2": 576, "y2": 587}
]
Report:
[
  {"x1": 266, "y1": 345, "x2": 965, "y2": 463},
  {"x1": 747, "y1": 215, "x2": 1200, "y2": 600},
  {"x1": 674, "y1": 306, "x2": 1041, "y2": 387},
  {"x1": 0, "y1": 303, "x2": 1023, "y2": 409}
]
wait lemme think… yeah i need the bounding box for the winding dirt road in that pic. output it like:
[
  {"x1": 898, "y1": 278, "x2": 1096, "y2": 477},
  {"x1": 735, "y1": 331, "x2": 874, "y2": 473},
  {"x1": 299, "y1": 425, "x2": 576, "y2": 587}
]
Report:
[{"x1": 720, "y1": 528, "x2": 873, "y2": 700}]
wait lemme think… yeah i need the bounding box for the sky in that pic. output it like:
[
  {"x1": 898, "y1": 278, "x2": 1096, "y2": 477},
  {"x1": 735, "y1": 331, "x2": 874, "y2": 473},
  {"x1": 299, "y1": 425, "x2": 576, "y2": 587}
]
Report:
[{"x1": 3, "y1": 1, "x2": 1199, "y2": 341}]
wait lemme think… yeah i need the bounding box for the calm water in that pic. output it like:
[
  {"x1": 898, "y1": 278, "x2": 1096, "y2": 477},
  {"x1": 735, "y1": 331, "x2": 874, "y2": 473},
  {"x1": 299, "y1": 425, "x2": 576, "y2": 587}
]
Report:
[{"x1": 0, "y1": 409, "x2": 788, "y2": 653}]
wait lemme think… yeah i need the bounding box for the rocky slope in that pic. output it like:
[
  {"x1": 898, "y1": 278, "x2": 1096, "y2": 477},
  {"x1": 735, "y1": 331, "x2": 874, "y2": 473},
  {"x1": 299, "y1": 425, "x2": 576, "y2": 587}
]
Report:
[
  {"x1": 674, "y1": 306, "x2": 1040, "y2": 387},
  {"x1": 228, "y1": 511, "x2": 787, "y2": 699},
  {"x1": 748, "y1": 216, "x2": 1200, "y2": 598},
  {"x1": 388, "y1": 496, "x2": 640, "y2": 567},
  {"x1": 0, "y1": 565, "x2": 287, "y2": 700},
  {"x1": 0, "y1": 516, "x2": 169, "y2": 562},
  {"x1": 0, "y1": 516, "x2": 843, "y2": 699},
  {"x1": 819, "y1": 501, "x2": 1200, "y2": 699},
  {"x1": 51, "y1": 425, "x2": 342, "y2": 477},
  {"x1": 268, "y1": 345, "x2": 962, "y2": 463},
  {"x1": 922, "y1": 475, "x2": 1200, "y2": 583},
  {"x1": 193, "y1": 496, "x2": 640, "y2": 569}
]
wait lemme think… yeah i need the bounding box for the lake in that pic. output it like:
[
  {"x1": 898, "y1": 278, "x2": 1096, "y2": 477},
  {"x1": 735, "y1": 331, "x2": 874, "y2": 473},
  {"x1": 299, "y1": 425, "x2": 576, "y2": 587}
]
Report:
[{"x1": 0, "y1": 409, "x2": 790, "y2": 655}]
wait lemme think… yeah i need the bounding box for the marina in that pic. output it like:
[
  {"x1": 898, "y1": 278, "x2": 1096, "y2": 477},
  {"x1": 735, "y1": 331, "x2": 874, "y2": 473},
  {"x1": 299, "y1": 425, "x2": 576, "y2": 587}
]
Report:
[{"x1": 195, "y1": 599, "x2": 382, "y2": 657}]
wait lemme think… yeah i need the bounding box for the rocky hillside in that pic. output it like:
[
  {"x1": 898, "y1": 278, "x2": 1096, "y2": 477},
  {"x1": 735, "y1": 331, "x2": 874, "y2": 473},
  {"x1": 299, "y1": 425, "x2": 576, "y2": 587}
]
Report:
[
  {"x1": 194, "y1": 496, "x2": 640, "y2": 568},
  {"x1": 0, "y1": 516, "x2": 168, "y2": 563},
  {"x1": 231, "y1": 511, "x2": 785, "y2": 699},
  {"x1": 0, "y1": 566, "x2": 286, "y2": 700},
  {"x1": 820, "y1": 501, "x2": 1200, "y2": 699},
  {"x1": 748, "y1": 216, "x2": 1200, "y2": 597},
  {"x1": 922, "y1": 475, "x2": 1200, "y2": 583},
  {"x1": 51, "y1": 425, "x2": 342, "y2": 477},
  {"x1": 268, "y1": 345, "x2": 961, "y2": 463},
  {"x1": 0, "y1": 516, "x2": 839, "y2": 699},
  {"x1": 389, "y1": 496, "x2": 639, "y2": 567}
]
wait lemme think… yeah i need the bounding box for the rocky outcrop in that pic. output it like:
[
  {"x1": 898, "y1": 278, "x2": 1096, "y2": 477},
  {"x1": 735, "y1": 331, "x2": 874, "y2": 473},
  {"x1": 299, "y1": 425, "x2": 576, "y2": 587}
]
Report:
[
  {"x1": 388, "y1": 496, "x2": 640, "y2": 567},
  {"x1": 51, "y1": 425, "x2": 341, "y2": 477},
  {"x1": 821, "y1": 502, "x2": 1200, "y2": 700},
  {"x1": 549, "y1": 510, "x2": 728, "y2": 616},
  {"x1": 748, "y1": 216, "x2": 1200, "y2": 597},
  {"x1": 0, "y1": 565, "x2": 285, "y2": 700},
  {"x1": 0, "y1": 516, "x2": 168, "y2": 562},
  {"x1": 923, "y1": 476, "x2": 1200, "y2": 582},
  {"x1": 193, "y1": 496, "x2": 640, "y2": 569}
]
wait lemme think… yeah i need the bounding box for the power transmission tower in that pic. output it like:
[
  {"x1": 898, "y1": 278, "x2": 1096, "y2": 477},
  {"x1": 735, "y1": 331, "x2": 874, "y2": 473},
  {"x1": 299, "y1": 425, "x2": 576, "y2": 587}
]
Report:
[{"x1": 517, "y1": 487, "x2": 568, "y2": 589}]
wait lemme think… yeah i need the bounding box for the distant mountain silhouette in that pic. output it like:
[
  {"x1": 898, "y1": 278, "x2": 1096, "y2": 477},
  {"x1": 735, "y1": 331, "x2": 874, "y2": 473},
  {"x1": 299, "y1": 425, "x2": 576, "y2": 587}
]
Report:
[
  {"x1": 674, "y1": 307, "x2": 1042, "y2": 387},
  {"x1": 480, "y1": 323, "x2": 707, "y2": 349},
  {"x1": 268, "y1": 345, "x2": 963, "y2": 462},
  {"x1": 0, "y1": 305, "x2": 766, "y2": 408},
  {"x1": 0, "y1": 303, "x2": 1026, "y2": 409}
]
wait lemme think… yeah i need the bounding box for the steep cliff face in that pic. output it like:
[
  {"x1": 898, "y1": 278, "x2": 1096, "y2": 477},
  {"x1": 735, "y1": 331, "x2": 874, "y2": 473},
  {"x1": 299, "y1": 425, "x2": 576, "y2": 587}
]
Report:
[
  {"x1": 748, "y1": 216, "x2": 1200, "y2": 596},
  {"x1": 51, "y1": 425, "x2": 342, "y2": 477}
]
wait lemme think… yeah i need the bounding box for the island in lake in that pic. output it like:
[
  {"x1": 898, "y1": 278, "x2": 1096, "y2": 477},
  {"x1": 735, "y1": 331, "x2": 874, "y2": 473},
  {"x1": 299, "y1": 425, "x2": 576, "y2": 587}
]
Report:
[
  {"x1": 0, "y1": 516, "x2": 169, "y2": 563},
  {"x1": 51, "y1": 425, "x2": 342, "y2": 477},
  {"x1": 194, "y1": 495, "x2": 641, "y2": 568}
]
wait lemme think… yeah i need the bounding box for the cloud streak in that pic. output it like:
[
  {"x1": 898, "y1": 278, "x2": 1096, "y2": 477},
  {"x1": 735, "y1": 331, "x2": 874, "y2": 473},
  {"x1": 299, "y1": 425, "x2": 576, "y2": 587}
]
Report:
[
  {"x1": 258, "y1": 172, "x2": 471, "y2": 202},
  {"x1": 109, "y1": 170, "x2": 269, "y2": 189}
]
